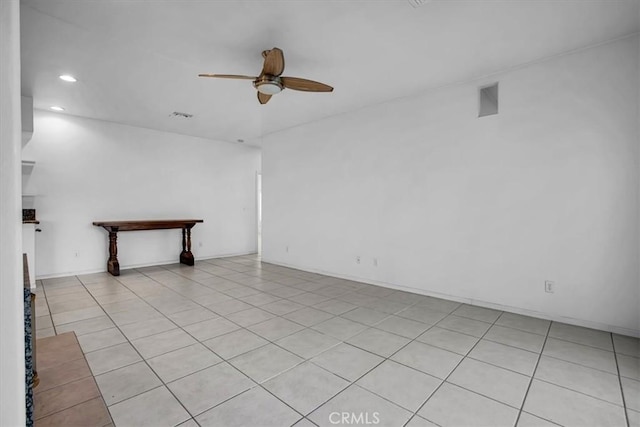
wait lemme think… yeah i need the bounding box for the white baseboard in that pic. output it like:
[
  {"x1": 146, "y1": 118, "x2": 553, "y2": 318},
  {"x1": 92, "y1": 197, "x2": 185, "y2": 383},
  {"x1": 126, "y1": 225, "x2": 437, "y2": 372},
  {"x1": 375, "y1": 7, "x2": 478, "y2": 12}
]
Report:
[
  {"x1": 35, "y1": 250, "x2": 256, "y2": 280},
  {"x1": 262, "y1": 257, "x2": 640, "y2": 338}
]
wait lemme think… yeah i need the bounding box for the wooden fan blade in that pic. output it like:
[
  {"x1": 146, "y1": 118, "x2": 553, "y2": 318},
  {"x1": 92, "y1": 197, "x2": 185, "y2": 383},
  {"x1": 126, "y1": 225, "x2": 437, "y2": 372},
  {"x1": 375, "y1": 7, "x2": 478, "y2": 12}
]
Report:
[
  {"x1": 257, "y1": 92, "x2": 272, "y2": 105},
  {"x1": 262, "y1": 48, "x2": 285, "y2": 76},
  {"x1": 281, "y1": 76, "x2": 333, "y2": 92},
  {"x1": 198, "y1": 74, "x2": 257, "y2": 80}
]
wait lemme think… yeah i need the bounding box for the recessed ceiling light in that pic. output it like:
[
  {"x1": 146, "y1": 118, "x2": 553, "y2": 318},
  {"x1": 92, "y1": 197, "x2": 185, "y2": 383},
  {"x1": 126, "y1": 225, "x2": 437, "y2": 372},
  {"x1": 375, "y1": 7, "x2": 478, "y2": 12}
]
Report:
[
  {"x1": 50, "y1": 106, "x2": 65, "y2": 111},
  {"x1": 59, "y1": 75, "x2": 77, "y2": 82}
]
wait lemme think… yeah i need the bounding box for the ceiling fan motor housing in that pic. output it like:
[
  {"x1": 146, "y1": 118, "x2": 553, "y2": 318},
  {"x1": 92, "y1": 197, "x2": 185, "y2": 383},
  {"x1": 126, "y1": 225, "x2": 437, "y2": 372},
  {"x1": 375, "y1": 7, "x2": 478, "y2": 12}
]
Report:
[{"x1": 254, "y1": 75, "x2": 284, "y2": 95}]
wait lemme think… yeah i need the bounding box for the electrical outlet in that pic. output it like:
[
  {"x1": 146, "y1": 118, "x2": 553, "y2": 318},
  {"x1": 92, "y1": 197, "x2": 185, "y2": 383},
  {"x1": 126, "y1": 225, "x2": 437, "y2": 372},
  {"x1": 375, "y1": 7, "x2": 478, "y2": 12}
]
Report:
[
  {"x1": 285, "y1": 245, "x2": 289, "y2": 253},
  {"x1": 198, "y1": 241, "x2": 203, "y2": 247},
  {"x1": 356, "y1": 256, "x2": 361, "y2": 264},
  {"x1": 74, "y1": 251, "x2": 79, "y2": 258},
  {"x1": 373, "y1": 258, "x2": 378, "y2": 267},
  {"x1": 545, "y1": 280, "x2": 555, "y2": 293}
]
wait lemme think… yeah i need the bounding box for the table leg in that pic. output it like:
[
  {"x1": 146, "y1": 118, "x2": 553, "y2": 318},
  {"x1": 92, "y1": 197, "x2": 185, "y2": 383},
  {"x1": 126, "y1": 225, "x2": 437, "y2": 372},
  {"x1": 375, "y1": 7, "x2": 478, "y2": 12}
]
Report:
[
  {"x1": 179, "y1": 227, "x2": 195, "y2": 266},
  {"x1": 107, "y1": 229, "x2": 120, "y2": 276}
]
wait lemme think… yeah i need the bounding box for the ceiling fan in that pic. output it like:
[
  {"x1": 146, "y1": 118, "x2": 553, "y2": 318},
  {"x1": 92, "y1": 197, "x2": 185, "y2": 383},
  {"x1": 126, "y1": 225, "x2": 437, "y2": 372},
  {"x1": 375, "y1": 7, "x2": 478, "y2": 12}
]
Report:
[{"x1": 198, "y1": 47, "x2": 333, "y2": 105}]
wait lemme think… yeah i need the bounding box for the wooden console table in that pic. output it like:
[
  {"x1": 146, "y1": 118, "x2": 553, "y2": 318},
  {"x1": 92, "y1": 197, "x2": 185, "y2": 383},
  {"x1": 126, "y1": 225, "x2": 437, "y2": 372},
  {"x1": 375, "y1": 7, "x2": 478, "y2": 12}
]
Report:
[{"x1": 92, "y1": 219, "x2": 203, "y2": 276}]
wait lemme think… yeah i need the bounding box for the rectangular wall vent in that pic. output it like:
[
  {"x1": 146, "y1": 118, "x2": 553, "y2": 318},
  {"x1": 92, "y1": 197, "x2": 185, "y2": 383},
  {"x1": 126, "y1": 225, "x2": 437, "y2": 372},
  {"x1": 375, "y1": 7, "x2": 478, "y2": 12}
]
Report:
[{"x1": 478, "y1": 83, "x2": 499, "y2": 117}]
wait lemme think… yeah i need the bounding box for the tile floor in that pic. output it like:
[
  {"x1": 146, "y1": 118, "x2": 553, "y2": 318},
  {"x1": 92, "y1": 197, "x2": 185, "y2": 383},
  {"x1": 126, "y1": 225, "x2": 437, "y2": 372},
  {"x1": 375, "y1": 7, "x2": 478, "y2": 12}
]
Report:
[
  {"x1": 34, "y1": 332, "x2": 113, "y2": 426},
  {"x1": 34, "y1": 254, "x2": 639, "y2": 427}
]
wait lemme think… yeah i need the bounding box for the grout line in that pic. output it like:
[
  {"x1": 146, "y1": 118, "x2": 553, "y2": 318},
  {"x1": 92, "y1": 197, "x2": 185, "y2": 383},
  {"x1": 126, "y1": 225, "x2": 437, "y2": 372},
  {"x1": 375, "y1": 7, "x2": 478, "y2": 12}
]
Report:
[
  {"x1": 33, "y1": 335, "x2": 114, "y2": 423},
  {"x1": 75, "y1": 278, "x2": 197, "y2": 423},
  {"x1": 64, "y1": 258, "x2": 470, "y2": 424},
  {"x1": 37, "y1": 281, "x2": 58, "y2": 336},
  {"x1": 115, "y1": 265, "x2": 314, "y2": 421},
  {"x1": 50, "y1": 255, "x2": 636, "y2": 427},
  {"x1": 127, "y1": 259, "x2": 431, "y2": 421},
  {"x1": 402, "y1": 309, "x2": 506, "y2": 426},
  {"x1": 514, "y1": 319, "x2": 552, "y2": 426},
  {"x1": 612, "y1": 334, "x2": 631, "y2": 427}
]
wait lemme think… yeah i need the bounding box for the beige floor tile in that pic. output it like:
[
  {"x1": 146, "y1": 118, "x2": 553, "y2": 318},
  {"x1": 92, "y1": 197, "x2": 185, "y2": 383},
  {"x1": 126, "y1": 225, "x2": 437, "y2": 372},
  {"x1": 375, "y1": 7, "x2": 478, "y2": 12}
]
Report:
[
  {"x1": 95, "y1": 361, "x2": 162, "y2": 405},
  {"x1": 346, "y1": 328, "x2": 411, "y2": 358},
  {"x1": 313, "y1": 299, "x2": 358, "y2": 315},
  {"x1": 51, "y1": 306, "x2": 105, "y2": 326},
  {"x1": 226, "y1": 307, "x2": 276, "y2": 327},
  {"x1": 195, "y1": 387, "x2": 302, "y2": 427},
  {"x1": 147, "y1": 343, "x2": 222, "y2": 382},
  {"x1": 247, "y1": 317, "x2": 305, "y2": 341},
  {"x1": 523, "y1": 379, "x2": 626, "y2": 426},
  {"x1": 261, "y1": 299, "x2": 307, "y2": 315},
  {"x1": 469, "y1": 339, "x2": 539, "y2": 375},
  {"x1": 516, "y1": 412, "x2": 558, "y2": 426},
  {"x1": 357, "y1": 360, "x2": 441, "y2": 411},
  {"x1": 391, "y1": 341, "x2": 462, "y2": 379},
  {"x1": 119, "y1": 316, "x2": 178, "y2": 340},
  {"x1": 109, "y1": 306, "x2": 164, "y2": 326},
  {"x1": 618, "y1": 353, "x2": 640, "y2": 380},
  {"x1": 416, "y1": 327, "x2": 479, "y2": 355},
  {"x1": 375, "y1": 315, "x2": 430, "y2": 339},
  {"x1": 543, "y1": 338, "x2": 617, "y2": 374},
  {"x1": 341, "y1": 307, "x2": 390, "y2": 326},
  {"x1": 418, "y1": 382, "x2": 518, "y2": 427},
  {"x1": 312, "y1": 343, "x2": 383, "y2": 381},
  {"x1": 85, "y1": 342, "x2": 142, "y2": 375},
  {"x1": 77, "y1": 327, "x2": 127, "y2": 353},
  {"x1": 485, "y1": 325, "x2": 547, "y2": 352},
  {"x1": 309, "y1": 385, "x2": 412, "y2": 427},
  {"x1": 264, "y1": 362, "x2": 350, "y2": 415},
  {"x1": 405, "y1": 416, "x2": 439, "y2": 426},
  {"x1": 495, "y1": 312, "x2": 550, "y2": 336},
  {"x1": 396, "y1": 306, "x2": 448, "y2": 326},
  {"x1": 436, "y1": 315, "x2": 492, "y2": 338},
  {"x1": 311, "y1": 317, "x2": 368, "y2": 340},
  {"x1": 203, "y1": 329, "x2": 269, "y2": 359},
  {"x1": 622, "y1": 377, "x2": 640, "y2": 412},
  {"x1": 276, "y1": 329, "x2": 341, "y2": 359},
  {"x1": 284, "y1": 307, "x2": 335, "y2": 327},
  {"x1": 613, "y1": 334, "x2": 640, "y2": 358},
  {"x1": 108, "y1": 386, "x2": 190, "y2": 427},
  {"x1": 54, "y1": 315, "x2": 115, "y2": 336},
  {"x1": 229, "y1": 343, "x2": 303, "y2": 383},
  {"x1": 535, "y1": 355, "x2": 623, "y2": 405},
  {"x1": 183, "y1": 317, "x2": 240, "y2": 341},
  {"x1": 131, "y1": 328, "x2": 197, "y2": 359},
  {"x1": 167, "y1": 362, "x2": 253, "y2": 416},
  {"x1": 549, "y1": 322, "x2": 613, "y2": 351},
  {"x1": 448, "y1": 358, "x2": 531, "y2": 408}
]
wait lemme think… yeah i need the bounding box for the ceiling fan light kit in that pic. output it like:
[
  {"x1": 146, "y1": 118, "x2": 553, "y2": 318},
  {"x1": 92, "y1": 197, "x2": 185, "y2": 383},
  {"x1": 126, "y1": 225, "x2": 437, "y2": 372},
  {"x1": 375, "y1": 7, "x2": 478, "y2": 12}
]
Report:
[
  {"x1": 199, "y1": 47, "x2": 333, "y2": 104},
  {"x1": 254, "y1": 76, "x2": 283, "y2": 95}
]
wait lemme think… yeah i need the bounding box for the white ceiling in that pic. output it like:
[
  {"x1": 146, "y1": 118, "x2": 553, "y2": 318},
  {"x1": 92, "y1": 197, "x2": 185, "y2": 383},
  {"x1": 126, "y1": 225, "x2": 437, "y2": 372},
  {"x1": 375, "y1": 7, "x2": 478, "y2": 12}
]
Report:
[{"x1": 20, "y1": 0, "x2": 640, "y2": 147}]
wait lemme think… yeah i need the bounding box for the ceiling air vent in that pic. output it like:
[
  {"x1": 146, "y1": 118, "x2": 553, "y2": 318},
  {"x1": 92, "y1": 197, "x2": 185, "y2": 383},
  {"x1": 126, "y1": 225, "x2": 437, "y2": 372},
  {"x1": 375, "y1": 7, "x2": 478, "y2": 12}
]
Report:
[
  {"x1": 169, "y1": 111, "x2": 193, "y2": 119},
  {"x1": 408, "y1": 0, "x2": 431, "y2": 8}
]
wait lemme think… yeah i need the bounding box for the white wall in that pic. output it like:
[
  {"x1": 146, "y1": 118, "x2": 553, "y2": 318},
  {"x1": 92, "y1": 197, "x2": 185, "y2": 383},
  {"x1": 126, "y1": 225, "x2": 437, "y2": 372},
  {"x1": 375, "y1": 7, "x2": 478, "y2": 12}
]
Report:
[
  {"x1": 0, "y1": 1, "x2": 26, "y2": 425},
  {"x1": 22, "y1": 111, "x2": 260, "y2": 278},
  {"x1": 262, "y1": 36, "x2": 640, "y2": 336}
]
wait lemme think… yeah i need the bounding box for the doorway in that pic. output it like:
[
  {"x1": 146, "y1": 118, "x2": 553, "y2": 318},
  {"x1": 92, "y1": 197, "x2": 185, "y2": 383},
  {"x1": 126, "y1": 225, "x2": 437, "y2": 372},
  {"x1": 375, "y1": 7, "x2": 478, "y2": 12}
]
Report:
[{"x1": 256, "y1": 172, "x2": 262, "y2": 256}]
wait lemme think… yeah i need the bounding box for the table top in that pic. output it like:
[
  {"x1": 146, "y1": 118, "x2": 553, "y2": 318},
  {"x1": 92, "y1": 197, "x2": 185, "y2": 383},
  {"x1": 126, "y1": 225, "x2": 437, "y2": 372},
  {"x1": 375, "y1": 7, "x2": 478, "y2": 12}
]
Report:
[{"x1": 92, "y1": 219, "x2": 203, "y2": 231}]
